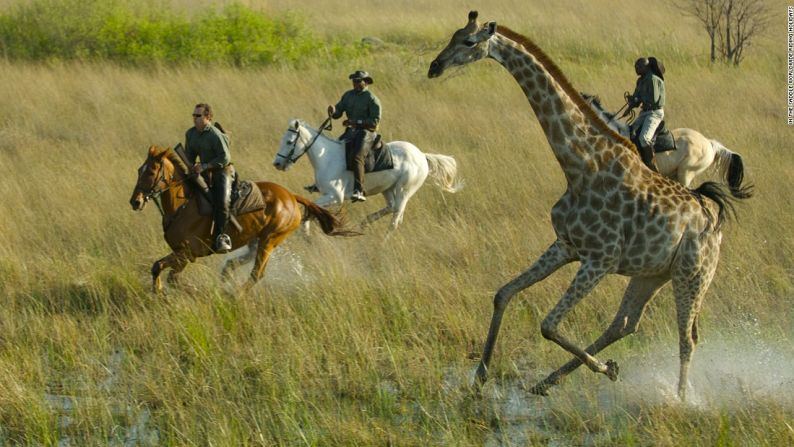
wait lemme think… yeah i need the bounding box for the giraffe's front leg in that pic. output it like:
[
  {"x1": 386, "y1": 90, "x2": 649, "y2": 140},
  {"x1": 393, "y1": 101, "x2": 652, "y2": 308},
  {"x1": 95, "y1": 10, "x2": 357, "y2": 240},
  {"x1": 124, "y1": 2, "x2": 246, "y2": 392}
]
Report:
[
  {"x1": 475, "y1": 240, "x2": 575, "y2": 387},
  {"x1": 539, "y1": 263, "x2": 613, "y2": 380}
]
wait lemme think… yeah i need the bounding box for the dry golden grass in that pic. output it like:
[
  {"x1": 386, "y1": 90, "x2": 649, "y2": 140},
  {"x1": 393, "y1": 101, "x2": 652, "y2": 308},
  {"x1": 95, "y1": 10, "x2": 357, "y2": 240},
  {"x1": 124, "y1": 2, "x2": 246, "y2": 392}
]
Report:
[{"x1": 0, "y1": 1, "x2": 792, "y2": 445}]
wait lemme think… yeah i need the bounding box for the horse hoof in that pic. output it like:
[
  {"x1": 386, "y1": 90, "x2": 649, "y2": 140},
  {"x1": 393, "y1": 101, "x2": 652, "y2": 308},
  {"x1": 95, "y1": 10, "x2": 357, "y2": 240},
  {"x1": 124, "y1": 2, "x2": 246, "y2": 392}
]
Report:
[{"x1": 605, "y1": 359, "x2": 619, "y2": 381}]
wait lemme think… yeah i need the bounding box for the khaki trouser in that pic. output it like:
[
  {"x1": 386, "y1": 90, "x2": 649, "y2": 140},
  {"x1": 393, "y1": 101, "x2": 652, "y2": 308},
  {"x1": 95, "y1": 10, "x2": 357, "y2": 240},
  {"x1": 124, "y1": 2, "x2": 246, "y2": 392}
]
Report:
[{"x1": 631, "y1": 109, "x2": 664, "y2": 147}]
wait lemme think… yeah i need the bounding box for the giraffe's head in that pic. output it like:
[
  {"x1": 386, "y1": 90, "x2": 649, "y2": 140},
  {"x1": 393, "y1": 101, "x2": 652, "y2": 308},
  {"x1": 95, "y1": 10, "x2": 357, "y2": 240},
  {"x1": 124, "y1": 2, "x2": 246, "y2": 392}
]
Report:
[{"x1": 428, "y1": 11, "x2": 496, "y2": 78}]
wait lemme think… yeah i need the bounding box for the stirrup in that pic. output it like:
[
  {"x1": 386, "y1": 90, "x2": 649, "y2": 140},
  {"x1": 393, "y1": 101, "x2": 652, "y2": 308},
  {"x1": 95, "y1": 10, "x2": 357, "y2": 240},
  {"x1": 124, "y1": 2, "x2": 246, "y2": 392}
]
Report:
[{"x1": 214, "y1": 234, "x2": 232, "y2": 253}]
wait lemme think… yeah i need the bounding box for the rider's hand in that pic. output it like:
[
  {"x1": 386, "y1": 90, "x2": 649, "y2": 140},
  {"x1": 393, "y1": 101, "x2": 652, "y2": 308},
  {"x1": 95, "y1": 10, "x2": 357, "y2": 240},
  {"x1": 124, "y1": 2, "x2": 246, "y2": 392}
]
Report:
[
  {"x1": 192, "y1": 163, "x2": 203, "y2": 175},
  {"x1": 342, "y1": 119, "x2": 351, "y2": 127}
]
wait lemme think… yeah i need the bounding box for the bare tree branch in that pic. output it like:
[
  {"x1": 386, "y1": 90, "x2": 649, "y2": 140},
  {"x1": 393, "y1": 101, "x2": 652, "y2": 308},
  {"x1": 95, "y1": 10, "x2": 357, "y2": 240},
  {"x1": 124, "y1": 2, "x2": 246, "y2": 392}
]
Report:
[{"x1": 676, "y1": 0, "x2": 770, "y2": 66}]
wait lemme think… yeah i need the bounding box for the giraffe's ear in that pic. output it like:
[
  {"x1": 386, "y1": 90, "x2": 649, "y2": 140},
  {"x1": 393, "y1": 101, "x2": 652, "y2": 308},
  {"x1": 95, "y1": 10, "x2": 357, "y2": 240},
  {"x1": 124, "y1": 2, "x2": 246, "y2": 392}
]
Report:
[{"x1": 486, "y1": 21, "x2": 497, "y2": 36}]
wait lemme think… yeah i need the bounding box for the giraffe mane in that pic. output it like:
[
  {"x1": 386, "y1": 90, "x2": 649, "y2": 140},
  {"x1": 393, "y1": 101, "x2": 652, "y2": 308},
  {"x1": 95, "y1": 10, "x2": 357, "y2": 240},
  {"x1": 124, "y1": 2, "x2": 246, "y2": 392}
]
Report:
[{"x1": 497, "y1": 26, "x2": 635, "y2": 150}]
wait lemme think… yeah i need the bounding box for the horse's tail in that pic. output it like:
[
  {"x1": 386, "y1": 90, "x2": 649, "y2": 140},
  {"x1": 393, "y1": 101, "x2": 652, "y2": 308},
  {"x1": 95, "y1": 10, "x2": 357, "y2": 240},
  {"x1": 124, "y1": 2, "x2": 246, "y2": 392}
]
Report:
[
  {"x1": 711, "y1": 140, "x2": 754, "y2": 199},
  {"x1": 424, "y1": 153, "x2": 464, "y2": 193},
  {"x1": 294, "y1": 195, "x2": 360, "y2": 236}
]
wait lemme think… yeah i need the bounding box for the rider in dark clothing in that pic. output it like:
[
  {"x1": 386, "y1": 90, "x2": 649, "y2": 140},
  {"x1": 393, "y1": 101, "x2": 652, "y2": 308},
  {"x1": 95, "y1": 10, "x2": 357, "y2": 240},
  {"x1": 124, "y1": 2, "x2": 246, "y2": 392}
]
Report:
[
  {"x1": 327, "y1": 70, "x2": 382, "y2": 202},
  {"x1": 627, "y1": 57, "x2": 665, "y2": 172},
  {"x1": 185, "y1": 103, "x2": 234, "y2": 252}
]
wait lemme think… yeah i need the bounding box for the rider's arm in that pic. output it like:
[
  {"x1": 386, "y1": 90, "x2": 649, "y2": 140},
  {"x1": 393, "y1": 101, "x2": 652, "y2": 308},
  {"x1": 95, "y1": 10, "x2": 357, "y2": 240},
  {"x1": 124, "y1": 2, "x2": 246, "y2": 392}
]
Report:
[
  {"x1": 202, "y1": 128, "x2": 231, "y2": 170},
  {"x1": 331, "y1": 92, "x2": 349, "y2": 119},
  {"x1": 364, "y1": 94, "x2": 381, "y2": 130}
]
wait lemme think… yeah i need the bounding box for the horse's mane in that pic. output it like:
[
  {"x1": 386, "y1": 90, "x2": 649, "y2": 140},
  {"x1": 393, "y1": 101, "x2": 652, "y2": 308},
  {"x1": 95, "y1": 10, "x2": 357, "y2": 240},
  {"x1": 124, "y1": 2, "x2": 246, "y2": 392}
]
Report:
[
  {"x1": 165, "y1": 149, "x2": 190, "y2": 175},
  {"x1": 149, "y1": 145, "x2": 189, "y2": 176},
  {"x1": 496, "y1": 26, "x2": 634, "y2": 150},
  {"x1": 298, "y1": 120, "x2": 343, "y2": 146}
]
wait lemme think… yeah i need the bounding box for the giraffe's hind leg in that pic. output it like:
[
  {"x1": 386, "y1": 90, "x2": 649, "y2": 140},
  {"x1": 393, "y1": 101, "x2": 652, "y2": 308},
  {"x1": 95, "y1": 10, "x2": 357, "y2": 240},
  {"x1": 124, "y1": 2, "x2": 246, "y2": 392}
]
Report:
[
  {"x1": 530, "y1": 275, "x2": 669, "y2": 395},
  {"x1": 671, "y1": 235, "x2": 720, "y2": 401},
  {"x1": 672, "y1": 269, "x2": 718, "y2": 400}
]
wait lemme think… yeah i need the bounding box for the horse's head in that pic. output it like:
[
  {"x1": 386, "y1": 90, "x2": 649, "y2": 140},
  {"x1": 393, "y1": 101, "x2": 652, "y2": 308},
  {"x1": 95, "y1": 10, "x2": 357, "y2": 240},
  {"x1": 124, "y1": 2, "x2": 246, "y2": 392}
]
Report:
[
  {"x1": 273, "y1": 119, "x2": 309, "y2": 171},
  {"x1": 580, "y1": 92, "x2": 607, "y2": 114},
  {"x1": 428, "y1": 11, "x2": 496, "y2": 78},
  {"x1": 129, "y1": 145, "x2": 173, "y2": 211}
]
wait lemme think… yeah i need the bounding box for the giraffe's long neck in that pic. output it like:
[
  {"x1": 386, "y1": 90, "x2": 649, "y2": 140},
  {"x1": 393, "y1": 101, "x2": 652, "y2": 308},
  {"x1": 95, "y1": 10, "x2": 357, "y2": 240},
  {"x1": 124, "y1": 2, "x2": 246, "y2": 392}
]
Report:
[{"x1": 488, "y1": 31, "x2": 616, "y2": 187}]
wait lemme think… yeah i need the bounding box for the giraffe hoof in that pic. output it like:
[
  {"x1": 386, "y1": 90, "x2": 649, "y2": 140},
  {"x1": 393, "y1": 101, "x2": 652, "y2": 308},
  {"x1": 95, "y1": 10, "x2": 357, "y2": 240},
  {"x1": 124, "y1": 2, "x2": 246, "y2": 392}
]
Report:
[
  {"x1": 528, "y1": 382, "x2": 551, "y2": 396},
  {"x1": 605, "y1": 359, "x2": 619, "y2": 381},
  {"x1": 474, "y1": 364, "x2": 488, "y2": 386}
]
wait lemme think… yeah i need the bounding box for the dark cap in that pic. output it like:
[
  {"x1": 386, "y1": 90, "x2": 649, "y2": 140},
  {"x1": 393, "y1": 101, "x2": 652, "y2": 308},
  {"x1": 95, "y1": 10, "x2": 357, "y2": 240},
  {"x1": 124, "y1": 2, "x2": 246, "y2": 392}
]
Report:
[{"x1": 348, "y1": 70, "x2": 374, "y2": 84}]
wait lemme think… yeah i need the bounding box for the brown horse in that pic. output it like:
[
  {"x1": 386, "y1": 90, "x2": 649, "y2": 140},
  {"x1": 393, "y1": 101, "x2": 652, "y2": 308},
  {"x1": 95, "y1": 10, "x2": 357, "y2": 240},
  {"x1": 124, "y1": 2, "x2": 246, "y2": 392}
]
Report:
[{"x1": 130, "y1": 145, "x2": 349, "y2": 292}]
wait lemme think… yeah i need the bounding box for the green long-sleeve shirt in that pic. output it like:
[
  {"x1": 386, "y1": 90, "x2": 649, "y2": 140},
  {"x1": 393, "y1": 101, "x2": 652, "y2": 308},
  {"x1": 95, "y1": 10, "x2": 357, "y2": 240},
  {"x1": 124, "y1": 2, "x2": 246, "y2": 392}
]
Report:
[
  {"x1": 332, "y1": 88, "x2": 381, "y2": 130},
  {"x1": 631, "y1": 72, "x2": 665, "y2": 111},
  {"x1": 184, "y1": 124, "x2": 230, "y2": 170}
]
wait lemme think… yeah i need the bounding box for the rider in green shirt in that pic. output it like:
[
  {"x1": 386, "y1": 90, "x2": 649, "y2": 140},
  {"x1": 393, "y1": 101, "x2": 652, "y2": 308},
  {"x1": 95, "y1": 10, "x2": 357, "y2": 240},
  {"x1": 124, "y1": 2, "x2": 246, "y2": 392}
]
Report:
[
  {"x1": 185, "y1": 103, "x2": 234, "y2": 253},
  {"x1": 327, "y1": 70, "x2": 382, "y2": 202}
]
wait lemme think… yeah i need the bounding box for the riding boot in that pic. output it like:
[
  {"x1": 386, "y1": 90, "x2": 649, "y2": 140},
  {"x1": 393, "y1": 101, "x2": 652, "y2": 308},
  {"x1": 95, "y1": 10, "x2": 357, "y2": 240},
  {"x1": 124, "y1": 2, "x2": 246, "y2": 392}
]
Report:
[
  {"x1": 211, "y1": 165, "x2": 234, "y2": 252},
  {"x1": 638, "y1": 143, "x2": 659, "y2": 173}
]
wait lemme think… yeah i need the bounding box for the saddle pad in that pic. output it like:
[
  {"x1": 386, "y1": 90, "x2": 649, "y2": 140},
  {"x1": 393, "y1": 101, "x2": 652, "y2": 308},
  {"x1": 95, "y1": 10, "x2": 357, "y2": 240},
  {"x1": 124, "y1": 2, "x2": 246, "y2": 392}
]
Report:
[
  {"x1": 231, "y1": 180, "x2": 265, "y2": 216},
  {"x1": 365, "y1": 142, "x2": 394, "y2": 173},
  {"x1": 196, "y1": 180, "x2": 265, "y2": 216},
  {"x1": 654, "y1": 128, "x2": 676, "y2": 153}
]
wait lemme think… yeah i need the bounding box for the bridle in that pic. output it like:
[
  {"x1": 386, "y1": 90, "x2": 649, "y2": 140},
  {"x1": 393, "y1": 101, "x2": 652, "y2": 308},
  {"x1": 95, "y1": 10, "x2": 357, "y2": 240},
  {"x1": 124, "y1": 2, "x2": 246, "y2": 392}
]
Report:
[
  {"x1": 276, "y1": 117, "x2": 332, "y2": 165},
  {"x1": 135, "y1": 156, "x2": 188, "y2": 216}
]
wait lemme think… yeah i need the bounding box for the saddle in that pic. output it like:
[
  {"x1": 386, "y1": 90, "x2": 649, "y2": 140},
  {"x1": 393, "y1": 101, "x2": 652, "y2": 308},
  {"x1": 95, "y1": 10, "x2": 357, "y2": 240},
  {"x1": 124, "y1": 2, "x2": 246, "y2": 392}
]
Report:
[
  {"x1": 345, "y1": 131, "x2": 394, "y2": 173},
  {"x1": 631, "y1": 120, "x2": 676, "y2": 153},
  {"x1": 196, "y1": 177, "x2": 265, "y2": 218},
  {"x1": 652, "y1": 120, "x2": 676, "y2": 153}
]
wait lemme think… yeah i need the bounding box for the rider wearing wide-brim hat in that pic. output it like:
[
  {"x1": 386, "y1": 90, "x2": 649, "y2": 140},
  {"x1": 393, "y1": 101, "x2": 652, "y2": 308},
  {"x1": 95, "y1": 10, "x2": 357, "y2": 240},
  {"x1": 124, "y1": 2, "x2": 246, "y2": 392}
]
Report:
[{"x1": 326, "y1": 70, "x2": 382, "y2": 202}]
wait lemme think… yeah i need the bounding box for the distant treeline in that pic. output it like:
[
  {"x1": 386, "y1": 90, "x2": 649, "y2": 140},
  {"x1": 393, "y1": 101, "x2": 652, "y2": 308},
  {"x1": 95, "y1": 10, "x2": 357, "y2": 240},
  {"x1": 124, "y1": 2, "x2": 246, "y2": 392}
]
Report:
[{"x1": 0, "y1": 0, "x2": 365, "y2": 66}]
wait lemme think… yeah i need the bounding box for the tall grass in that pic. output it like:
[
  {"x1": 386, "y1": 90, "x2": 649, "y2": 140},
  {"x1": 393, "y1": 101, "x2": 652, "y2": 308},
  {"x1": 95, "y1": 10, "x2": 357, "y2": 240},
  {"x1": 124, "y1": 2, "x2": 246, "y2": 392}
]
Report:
[{"x1": 0, "y1": 0, "x2": 792, "y2": 445}]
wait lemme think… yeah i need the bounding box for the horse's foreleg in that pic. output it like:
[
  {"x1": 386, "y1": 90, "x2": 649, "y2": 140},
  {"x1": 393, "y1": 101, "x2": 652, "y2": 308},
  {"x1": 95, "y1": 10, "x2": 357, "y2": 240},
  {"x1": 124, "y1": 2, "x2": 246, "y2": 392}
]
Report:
[
  {"x1": 151, "y1": 252, "x2": 190, "y2": 293},
  {"x1": 361, "y1": 206, "x2": 392, "y2": 229}
]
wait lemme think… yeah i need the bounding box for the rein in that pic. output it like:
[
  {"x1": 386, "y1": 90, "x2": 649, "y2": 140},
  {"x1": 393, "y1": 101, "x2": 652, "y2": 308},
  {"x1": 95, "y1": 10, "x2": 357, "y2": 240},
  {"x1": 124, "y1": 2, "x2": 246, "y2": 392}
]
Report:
[
  {"x1": 141, "y1": 161, "x2": 191, "y2": 217},
  {"x1": 276, "y1": 116, "x2": 333, "y2": 164}
]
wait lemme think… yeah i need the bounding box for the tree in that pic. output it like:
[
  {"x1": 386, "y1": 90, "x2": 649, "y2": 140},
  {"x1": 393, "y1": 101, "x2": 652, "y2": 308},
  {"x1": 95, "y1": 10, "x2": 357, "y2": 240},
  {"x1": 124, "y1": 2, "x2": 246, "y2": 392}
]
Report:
[
  {"x1": 676, "y1": 0, "x2": 770, "y2": 66},
  {"x1": 718, "y1": 0, "x2": 771, "y2": 65}
]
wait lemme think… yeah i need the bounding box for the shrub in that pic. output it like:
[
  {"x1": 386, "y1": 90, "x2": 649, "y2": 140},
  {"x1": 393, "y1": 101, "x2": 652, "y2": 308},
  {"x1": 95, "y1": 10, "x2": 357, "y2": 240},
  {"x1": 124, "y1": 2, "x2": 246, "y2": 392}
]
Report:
[{"x1": 0, "y1": 0, "x2": 363, "y2": 66}]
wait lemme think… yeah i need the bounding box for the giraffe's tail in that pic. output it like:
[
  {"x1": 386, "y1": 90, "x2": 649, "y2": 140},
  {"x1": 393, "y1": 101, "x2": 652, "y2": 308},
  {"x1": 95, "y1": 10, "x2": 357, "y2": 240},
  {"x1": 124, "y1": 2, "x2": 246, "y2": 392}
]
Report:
[{"x1": 692, "y1": 181, "x2": 737, "y2": 230}]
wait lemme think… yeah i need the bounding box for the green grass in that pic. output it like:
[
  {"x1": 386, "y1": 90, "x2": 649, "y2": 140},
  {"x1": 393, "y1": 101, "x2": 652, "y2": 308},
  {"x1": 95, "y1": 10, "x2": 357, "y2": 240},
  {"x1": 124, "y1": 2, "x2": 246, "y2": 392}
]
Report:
[{"x1": 0, "y1": 0, "x2": 366, "y2": 66}]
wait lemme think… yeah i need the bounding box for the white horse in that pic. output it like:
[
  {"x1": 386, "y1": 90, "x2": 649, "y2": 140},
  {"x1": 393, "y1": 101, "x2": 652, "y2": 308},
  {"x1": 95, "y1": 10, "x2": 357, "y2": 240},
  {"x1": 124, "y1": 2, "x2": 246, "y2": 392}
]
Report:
[
  {"x1": 581, "y1": 93, "x2": 751, "y2": 196},
  {"x1": 272, "y1": 119, "x2": 463, "y2": 229}
]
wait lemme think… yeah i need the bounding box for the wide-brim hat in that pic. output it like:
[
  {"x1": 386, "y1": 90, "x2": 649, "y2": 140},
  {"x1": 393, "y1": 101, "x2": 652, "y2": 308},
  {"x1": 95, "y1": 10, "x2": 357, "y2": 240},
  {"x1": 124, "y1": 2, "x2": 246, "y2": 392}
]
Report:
[{"x1": 348, "y1": 70, "x2": 374, "y2": 84}]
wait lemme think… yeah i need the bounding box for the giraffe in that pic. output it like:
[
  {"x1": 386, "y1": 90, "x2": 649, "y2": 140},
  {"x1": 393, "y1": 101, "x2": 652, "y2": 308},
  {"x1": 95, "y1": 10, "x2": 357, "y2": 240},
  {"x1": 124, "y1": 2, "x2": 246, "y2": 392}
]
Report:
[{"x1": 428, "y1": 11, "x2": 748, "y2": 400}]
